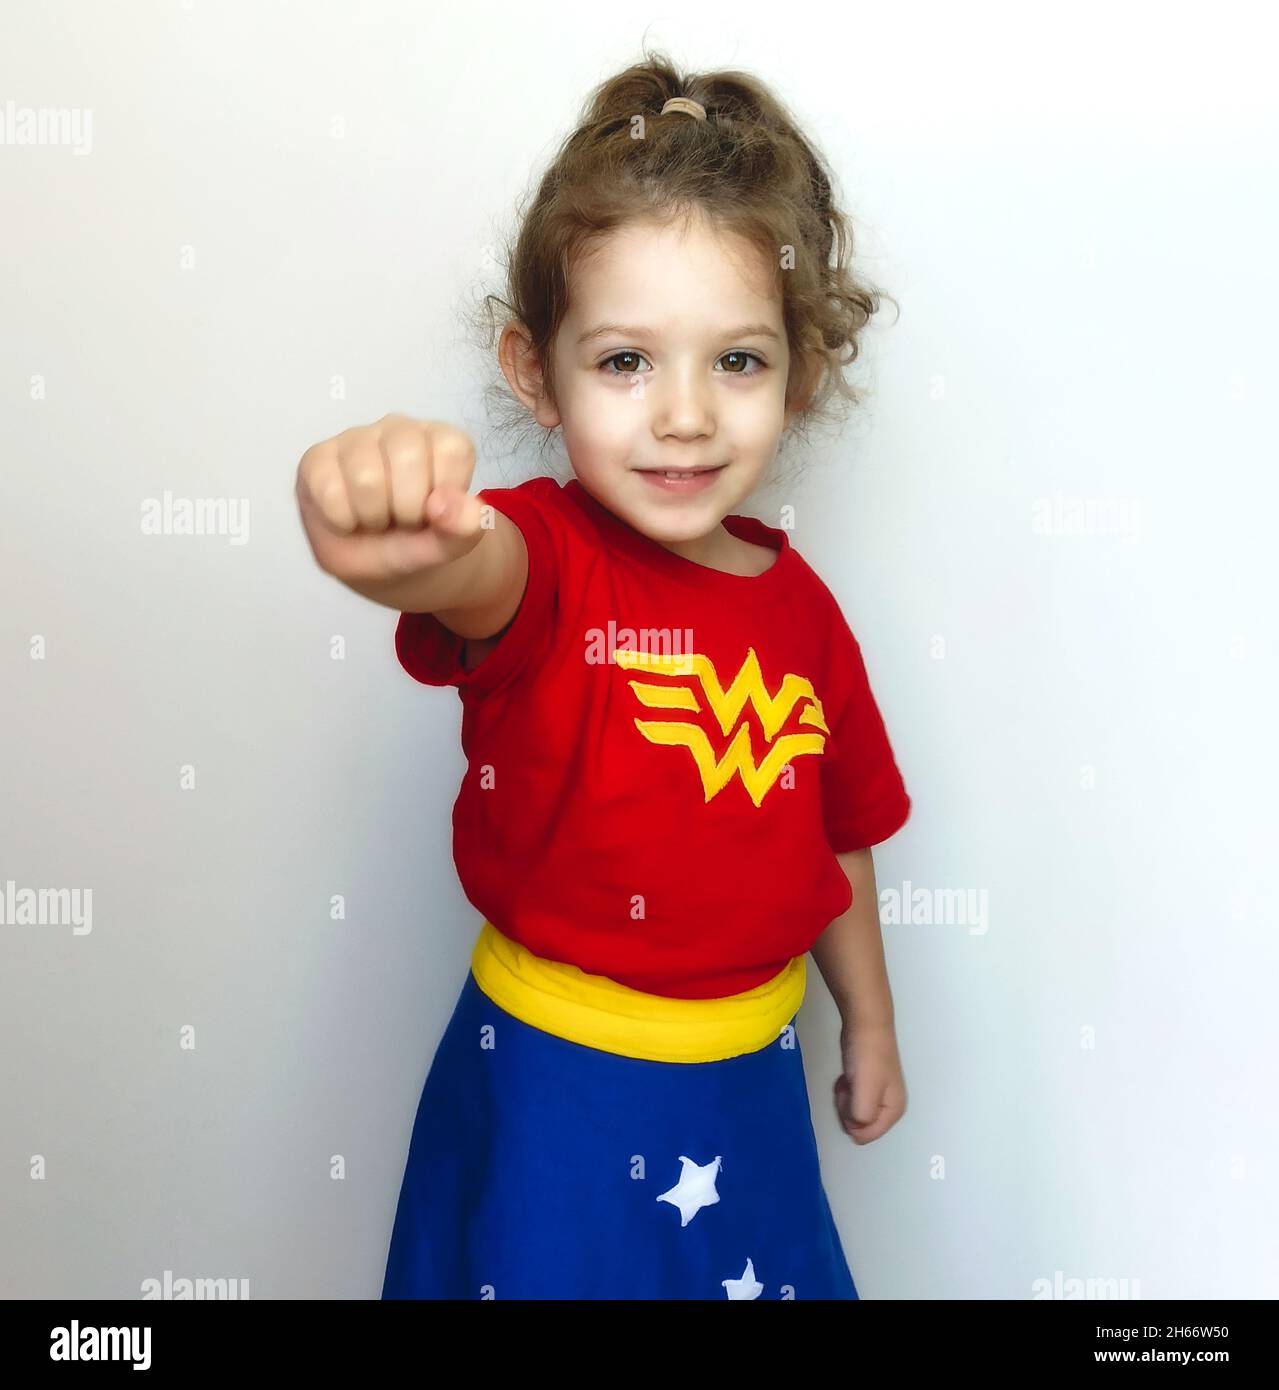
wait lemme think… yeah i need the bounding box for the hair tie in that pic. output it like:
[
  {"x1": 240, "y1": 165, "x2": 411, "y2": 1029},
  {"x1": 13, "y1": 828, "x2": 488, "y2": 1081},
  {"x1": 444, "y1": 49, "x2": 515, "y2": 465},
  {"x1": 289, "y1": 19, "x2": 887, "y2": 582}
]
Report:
[{"x1": 660, "y1": 97, "x2": 707, "y2": 122}]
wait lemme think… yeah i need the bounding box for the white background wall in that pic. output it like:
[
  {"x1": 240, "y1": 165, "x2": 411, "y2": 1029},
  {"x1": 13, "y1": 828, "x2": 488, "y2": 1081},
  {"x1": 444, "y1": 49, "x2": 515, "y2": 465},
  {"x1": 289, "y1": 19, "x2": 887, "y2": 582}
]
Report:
[{"x1": 2, "y1": 0, "x2": 1275, "y2": 1299}]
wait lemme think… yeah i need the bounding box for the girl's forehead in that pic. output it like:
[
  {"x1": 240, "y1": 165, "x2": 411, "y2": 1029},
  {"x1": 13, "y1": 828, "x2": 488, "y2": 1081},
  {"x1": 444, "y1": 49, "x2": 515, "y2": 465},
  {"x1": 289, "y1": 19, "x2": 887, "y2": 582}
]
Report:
[{"x1": 566, "y1": 220, "x2": 781, "y2": 314}]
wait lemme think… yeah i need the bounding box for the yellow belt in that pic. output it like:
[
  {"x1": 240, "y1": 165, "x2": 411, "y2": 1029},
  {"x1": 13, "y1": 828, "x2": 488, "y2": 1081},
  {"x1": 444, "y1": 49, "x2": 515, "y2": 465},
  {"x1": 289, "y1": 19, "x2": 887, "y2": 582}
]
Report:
[{"x1": 469, "y1": 919, "x2": 806, "y2": 1063}]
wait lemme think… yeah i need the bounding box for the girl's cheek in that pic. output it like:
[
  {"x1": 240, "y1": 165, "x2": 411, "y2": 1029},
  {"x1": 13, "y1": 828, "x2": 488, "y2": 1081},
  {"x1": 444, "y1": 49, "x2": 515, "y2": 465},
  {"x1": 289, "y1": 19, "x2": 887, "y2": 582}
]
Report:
[
  {"x1": 560, "y1": 417, "x2": 629, "y2": 471},
  {"x1": 573, "y1": 388, "x2": 648, "y2": 441}
]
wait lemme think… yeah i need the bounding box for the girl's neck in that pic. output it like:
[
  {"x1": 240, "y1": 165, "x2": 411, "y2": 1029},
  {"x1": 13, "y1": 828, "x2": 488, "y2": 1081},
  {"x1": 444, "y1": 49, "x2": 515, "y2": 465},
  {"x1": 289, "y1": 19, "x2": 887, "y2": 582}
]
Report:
[{"x1": 656, "y1": 523, "x2": 777, "y2": 578}]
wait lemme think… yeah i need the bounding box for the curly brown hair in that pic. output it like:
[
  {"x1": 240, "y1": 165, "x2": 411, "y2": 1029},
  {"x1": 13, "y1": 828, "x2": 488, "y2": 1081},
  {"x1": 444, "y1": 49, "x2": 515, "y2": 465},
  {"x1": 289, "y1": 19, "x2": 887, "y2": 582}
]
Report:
[{"x1": 472, "y1": 46, "x2": 897, "y2": 471}]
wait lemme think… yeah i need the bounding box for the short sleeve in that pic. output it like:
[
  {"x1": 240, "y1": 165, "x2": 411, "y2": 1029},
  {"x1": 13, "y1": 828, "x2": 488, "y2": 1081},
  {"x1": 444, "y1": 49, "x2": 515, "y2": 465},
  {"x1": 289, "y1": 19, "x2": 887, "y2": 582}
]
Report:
[
  {"x1": 819, "y1": 607, "x2": 912, "y2": 852},
  {"x1": 394, "y1": 479, "x2": 561, "y2": 699}
]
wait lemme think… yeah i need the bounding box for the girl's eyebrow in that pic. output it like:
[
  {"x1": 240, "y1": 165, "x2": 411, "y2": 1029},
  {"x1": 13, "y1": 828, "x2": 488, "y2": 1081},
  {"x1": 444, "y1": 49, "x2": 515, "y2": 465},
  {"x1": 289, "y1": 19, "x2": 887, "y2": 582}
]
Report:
[{"x1": 576, "y1": 322, "x2": 782, "y2": 346}]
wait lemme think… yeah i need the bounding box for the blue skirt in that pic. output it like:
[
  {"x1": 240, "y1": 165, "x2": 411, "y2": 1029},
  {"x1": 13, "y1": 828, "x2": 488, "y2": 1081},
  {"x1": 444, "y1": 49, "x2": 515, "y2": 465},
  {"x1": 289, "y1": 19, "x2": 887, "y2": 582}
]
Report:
[{"x1": 380, "y1": 958, "x2": 859, "y2": 1301}]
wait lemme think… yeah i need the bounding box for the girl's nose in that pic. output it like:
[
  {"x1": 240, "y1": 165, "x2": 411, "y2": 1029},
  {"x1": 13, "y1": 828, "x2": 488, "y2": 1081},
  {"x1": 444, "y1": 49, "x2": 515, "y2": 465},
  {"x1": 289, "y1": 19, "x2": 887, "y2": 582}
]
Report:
[{"x1": 651, "y1": 372, "x2": 715, "y2": 440}]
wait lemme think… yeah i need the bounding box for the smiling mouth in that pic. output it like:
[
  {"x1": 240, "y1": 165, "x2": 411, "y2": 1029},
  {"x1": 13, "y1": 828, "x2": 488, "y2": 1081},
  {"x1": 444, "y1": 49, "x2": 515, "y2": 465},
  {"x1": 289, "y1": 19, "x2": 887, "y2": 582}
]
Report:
[{"x1": 636, "y1": 465, "x2": 726, "y2": 477}]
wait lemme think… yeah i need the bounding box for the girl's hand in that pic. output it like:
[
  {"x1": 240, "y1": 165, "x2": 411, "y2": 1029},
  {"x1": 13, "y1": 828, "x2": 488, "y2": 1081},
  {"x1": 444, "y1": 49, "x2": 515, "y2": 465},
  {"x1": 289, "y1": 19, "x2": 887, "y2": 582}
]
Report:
[
  {"x1": 295, "y1": 414, "x2": 488, "y2": 585},
  {"x1": 833, "y1": 1022, "x2": 907, "y2": 1144}
]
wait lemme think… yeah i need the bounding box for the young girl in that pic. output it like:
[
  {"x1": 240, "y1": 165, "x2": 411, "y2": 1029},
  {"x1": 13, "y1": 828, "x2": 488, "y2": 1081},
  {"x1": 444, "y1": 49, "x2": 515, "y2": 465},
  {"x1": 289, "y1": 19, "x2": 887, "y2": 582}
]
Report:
[{"x1": 296, "y1": 51, "x2": 912, "y2": 1300}]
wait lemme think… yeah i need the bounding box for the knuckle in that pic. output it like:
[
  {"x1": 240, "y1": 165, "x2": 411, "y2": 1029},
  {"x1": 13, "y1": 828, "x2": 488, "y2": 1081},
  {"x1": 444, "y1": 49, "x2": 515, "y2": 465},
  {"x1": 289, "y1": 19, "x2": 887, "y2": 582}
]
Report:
[
  {"x1": 427, "y1": 423, "x2": 474, "y2": 461},
  {"x1": 297, "y1": 442, "x2": 330, "y2": 479},
  {"x1": 381, "y1": 426, "x2": 427, "y2": 469},
  {"x1": 316, "y1": 476, "x2": 350, "y2": 514},
  {"x1": 348, "y1": 465, "x2": 384, "y2": 495},
  {"x1": 338, "y1": 439, "x2": 384, "y2": 493}
]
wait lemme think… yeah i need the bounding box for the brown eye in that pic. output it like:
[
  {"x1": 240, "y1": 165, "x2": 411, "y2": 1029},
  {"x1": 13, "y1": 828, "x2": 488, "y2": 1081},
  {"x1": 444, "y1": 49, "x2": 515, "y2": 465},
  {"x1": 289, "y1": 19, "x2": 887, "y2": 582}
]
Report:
[
  {"x1": 601, "y1": 351, "x2": 648, "y2": 375},
  {"x1": 718, "y1": 351, "x2": 765, "y2": 376}
]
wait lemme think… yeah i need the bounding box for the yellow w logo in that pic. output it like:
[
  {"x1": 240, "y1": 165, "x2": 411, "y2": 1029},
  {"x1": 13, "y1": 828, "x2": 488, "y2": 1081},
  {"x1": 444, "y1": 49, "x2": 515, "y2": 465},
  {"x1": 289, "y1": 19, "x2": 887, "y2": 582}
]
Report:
[{"x1": 613, "y1": 646, "x2": 830, "y2": 806}]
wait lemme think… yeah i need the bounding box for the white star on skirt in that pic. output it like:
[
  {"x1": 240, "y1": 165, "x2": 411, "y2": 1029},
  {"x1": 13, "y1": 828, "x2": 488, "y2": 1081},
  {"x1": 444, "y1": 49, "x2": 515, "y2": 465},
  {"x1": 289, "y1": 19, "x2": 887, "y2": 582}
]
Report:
[
  {"x1": 656, "y1": 1155, "x2": 768, "y2": 1298},
  {"x1": 656, "y1": 1154, "x2": 722, "y2": 1226},
  {"x1": 722, "y1": 1258, "x2": 764, "y2": 1300}
]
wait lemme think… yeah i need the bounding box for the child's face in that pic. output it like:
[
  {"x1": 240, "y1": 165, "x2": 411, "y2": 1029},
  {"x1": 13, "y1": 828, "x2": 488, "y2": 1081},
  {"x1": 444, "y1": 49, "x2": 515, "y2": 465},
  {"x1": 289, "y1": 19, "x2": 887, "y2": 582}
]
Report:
[{"x1": 539, "y1": 212, "x2": 794, "y2": 546}]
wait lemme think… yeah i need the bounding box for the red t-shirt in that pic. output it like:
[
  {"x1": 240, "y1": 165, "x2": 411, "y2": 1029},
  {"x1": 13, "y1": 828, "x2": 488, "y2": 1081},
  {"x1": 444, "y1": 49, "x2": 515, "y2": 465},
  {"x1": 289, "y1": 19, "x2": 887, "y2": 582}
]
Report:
[{"x1": 396, "y1": 475, "x2": 911, "y2": 999}]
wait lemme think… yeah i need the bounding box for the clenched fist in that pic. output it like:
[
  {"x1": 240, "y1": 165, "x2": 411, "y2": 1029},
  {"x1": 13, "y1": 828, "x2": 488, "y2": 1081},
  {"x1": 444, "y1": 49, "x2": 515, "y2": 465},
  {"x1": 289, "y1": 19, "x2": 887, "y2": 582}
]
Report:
[{"x1": 295, "y1": 415, "x2": 491, "y2": 586}]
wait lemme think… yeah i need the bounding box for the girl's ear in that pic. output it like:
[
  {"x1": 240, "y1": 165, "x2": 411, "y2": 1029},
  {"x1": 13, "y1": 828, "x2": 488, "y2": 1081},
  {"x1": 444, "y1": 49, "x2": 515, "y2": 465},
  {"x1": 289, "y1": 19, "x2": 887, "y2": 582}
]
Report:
[{"x1": 499, "y1": 322, "x2": 560, "y2": 428}]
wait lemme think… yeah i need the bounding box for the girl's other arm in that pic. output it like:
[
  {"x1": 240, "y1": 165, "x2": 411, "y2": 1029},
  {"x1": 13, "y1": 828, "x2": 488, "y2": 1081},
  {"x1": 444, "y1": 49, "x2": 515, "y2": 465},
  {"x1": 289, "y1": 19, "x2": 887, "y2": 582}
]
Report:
[
  {"x1": 811, "y1": 847, "x2": 908, "y2": 1143},
  {"x1": 811, "y1": 849, "x2": 895, "y2": 1031}
]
